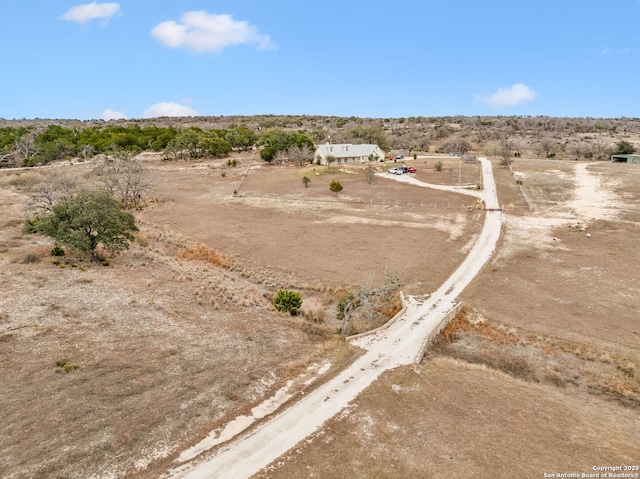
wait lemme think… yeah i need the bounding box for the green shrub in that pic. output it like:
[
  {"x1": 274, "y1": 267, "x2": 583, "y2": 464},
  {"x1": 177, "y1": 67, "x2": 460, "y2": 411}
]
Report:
[
  {"x1": 21, "y1": 253, "x2": 40, "y2": 264},
  {"x1": 25, "y1": 190, "x2": 137, "y2": 260},
  {"x1": 51, "y1": 245, "x2": 65, "y2": 256},
  {"x1": 434, "y1": 161, "x2": 444, "y2": 172},
  {"x1": 273, "y1": 289, "x2": 302, "y2": 316},
  {"x1": 515, "y1": 179, "x2": 523, "y2": 185},
  {"x1": 329, "y1": 180, "x2": 343, "y2": 193},
  {"x1": 55, "y1": 359, "x2": 79, "y2": 373}
]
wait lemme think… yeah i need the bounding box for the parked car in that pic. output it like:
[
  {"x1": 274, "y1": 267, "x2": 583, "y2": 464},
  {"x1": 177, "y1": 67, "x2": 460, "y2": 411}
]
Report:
[
  {"x1": 395, "y1": 154, "x2": 404, "y2": 160},
  {"x1": 387, "y1": 167, "x2": 404, "y2": 175},
  {"x1": 406, "y1": 167, "x2": 417, "y2": 173}
]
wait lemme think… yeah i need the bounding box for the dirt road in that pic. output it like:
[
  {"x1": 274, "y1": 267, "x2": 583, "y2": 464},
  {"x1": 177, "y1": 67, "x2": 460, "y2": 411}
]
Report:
[{"x1": 165, "y1": 158, "x2": 502, "y2": 479}]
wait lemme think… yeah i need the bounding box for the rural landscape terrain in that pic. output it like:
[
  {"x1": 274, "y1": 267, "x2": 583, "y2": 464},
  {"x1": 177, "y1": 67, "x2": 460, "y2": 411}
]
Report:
[{"x1": 1, "y1": 115, "x2": 639, "y2": 478}]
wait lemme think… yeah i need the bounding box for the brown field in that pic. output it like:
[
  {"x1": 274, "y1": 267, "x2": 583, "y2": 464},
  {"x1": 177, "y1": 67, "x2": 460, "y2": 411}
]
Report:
[
  {"x1": 254, "y1": 358, "x2": 639, "y2": 479},
  {"x1": 1, "y1": 153, "x2": 639, "y2": 479}
]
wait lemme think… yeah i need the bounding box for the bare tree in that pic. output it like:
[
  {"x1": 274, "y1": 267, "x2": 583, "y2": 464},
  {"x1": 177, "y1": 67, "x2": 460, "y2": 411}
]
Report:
[
  {"x1": 591, "y1": 137, "x2": 612, "y2": 161},
  {"x1": 80, "y1": 144, "x2": 95, "y2": 161},
  {"x1": 338, "y1": 271, "x2": 402, "y2": 334},
  {"x1": 273, "y1": 149, "x2": 289, "y2": 165},
  {"x1": 438, "y1": 137, "x2": 472, "y2": 156},
  {"x1": 27, "y1": 172, "x2": 81, "y2": 216},
  {"x1": 95, "y1": 150, "x2": 151, "y2": 209},
  {"x1": 287, "y1": 144, "x2": 313, "y2": 166},
  {"x1": 12, "y1": 133, "x2": 39, "y2": 163},
  {"x1": 0, "y1": 151, "x2": 16, "y2": 167},
  {"x1": 537, "y1": 138, "x2": 557, "y2": 158},
  {"x1": 497, "y1": 138, "x2": 514, "y2": 167},
  {"x1": 364, "y1": 163, "x2": 376, "y2": 186},
  {"x1": 326, "y1": 155, "x2": 336, "y2": 168}
]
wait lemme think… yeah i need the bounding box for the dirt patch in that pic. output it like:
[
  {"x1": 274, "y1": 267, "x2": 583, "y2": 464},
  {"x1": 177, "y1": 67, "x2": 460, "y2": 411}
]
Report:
[
  {"x1": 463, "y1": 160, "x2": 640, "y2": 356},
  {"x1": 140, "y1": 160, "x2": 481, "y2": 296},
  {"x1": 253, "y1": 357, "x2": 639, "y2": 479}
]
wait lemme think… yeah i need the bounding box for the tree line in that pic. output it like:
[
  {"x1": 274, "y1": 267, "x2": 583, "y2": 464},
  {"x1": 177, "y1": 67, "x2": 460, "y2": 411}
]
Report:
[
  {"x1": 0, "y1": 123, "x2": 324, "y2": 168},
  {"x1": 2, "y1": 115, "x2": 638, "y2": 168}
]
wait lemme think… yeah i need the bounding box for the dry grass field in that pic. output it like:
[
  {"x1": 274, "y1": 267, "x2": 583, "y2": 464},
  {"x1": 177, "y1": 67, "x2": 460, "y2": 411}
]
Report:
[
  {"x1": 0, "y1": 155, "x2": 481, "y2": 478},
  {"x1": 254, "y1": 358, "x2": 639, "y2": 479},
  {"x1": 1, "y1": 152, "x2": 639, "y2": 479},
  {"x1": 249, "y1": 159, "x2": 640, "y2": 479}
]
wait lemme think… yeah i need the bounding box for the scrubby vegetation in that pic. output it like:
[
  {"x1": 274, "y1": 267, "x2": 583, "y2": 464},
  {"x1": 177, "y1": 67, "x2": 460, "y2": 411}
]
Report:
[
  {"x1": 3, "y1": 114, "x2": 639, "y2": 169},
  {"x1": 432, "y1": 307, "x2": 640, "y2": 408},
  {"x1": 24, "y1": 190, "x2": 137, "y2": 260},
  {"x1": 273, "y1": 290, "x2": 303, "y2": 316}
]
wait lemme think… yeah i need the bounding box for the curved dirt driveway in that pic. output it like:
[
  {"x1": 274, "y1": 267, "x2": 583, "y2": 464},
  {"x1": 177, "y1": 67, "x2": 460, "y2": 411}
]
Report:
[{"x1": 165, "y1": 158, "x2": 502, "y2": 479}]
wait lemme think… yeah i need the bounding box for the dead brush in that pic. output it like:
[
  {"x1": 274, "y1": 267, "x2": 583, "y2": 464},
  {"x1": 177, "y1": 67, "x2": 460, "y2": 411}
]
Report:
[
  {"x1": 437, "y1": 308, "x2": 472, "y2": 343},
  {"x1": 473, "y1": 321, "x2": 520, "y2": 345},
  {"x1": 379, "y1": 295, "x2": 403, "y2": 319},
  {"x1": 303, "y1": 309, "x2": 326, "y2": 324},
  {"x1": 177, "y1": 244, "x2": 230, "y2": 269}
]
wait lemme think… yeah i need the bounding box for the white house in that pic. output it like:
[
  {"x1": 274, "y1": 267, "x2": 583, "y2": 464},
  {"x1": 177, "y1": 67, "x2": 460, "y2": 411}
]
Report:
[{"x1": 314, "y1": 144, "x2": 385, "y2": 165}]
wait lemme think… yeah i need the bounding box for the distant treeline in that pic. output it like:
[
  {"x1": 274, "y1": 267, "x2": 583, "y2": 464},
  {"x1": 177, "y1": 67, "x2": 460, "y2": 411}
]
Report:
[
  {"x1": 0, "y1": 124, "x2": 264, "y2": 167},
  {"x1": 0, "y1": 123, "x2": 329, "y2": 167},
  {"x1": 2, "y1": 114, "x2": 639, "y2": 167}
]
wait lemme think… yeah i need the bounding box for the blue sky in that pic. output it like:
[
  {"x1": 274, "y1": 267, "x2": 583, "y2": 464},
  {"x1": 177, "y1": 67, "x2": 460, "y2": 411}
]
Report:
[{"x1": 2, "y1": 1, "x2": 638, "y2": 120}]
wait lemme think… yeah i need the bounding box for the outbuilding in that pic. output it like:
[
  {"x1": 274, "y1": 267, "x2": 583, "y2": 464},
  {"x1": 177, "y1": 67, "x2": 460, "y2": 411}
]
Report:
[{"x1": 611, "y1": 154, "x2": 640, "y2": 163}]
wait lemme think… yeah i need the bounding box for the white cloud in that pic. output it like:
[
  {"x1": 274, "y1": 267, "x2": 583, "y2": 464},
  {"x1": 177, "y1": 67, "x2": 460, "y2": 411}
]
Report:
[
  {"x1": 142, "y1": 102, "x2": 199, "y2": 118},
  {"x1": 602, "y1": 47, "x2": 630, "y2": 55},
  {"x1": 151, "y1": 11, "x2": 275, "y2": 53},
  {"x1": 100, "y1": 109, "x2": 127, "y2": 120},
  {"x1": 61, "y1": 2, "x2": 120, "y2": 24},
  {"x1": 475, "y1": 83, "x2": 536, "y2": 108}
]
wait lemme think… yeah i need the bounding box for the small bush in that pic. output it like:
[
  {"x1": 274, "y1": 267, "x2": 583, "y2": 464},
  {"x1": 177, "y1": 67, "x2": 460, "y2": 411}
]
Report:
[
  {"x1": 515, "y1": 179, "x2": 523, "y2": 185},
  {"x1": 51, "y1": 245, "x2": 65, "y2": 256},
  {"x1": 227, "y1": 159, "x2": 238, "y2": 167},
  {"x1": 434, "y1": 161, "x2": 444, "y2": 172},
  {"x1": 329, "y1": 180, "x2": 343, "y2": 193},
  {"x1": 55, "y1": 359, "x2": 79, "y2": 373},
  {"x1": 137, "y1": 235, "x2": 150, "y2": 247},
  {"x1": 274, "y1": 289, "x2": 302, "y2": 316},
  {"x1": 21, "y1": 253, "x2": 40, "y2": 264}
]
